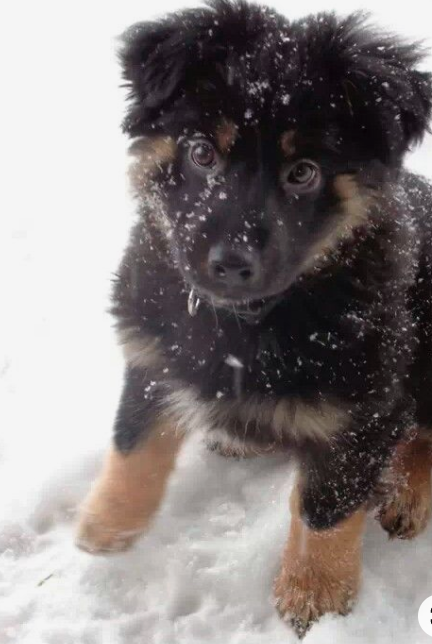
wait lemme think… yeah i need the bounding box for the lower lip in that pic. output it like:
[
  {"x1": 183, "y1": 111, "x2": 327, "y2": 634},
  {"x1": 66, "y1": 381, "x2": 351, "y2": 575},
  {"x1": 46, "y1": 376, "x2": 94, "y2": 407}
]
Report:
[{"x1": 211, "y1": 297, "x2": 266, "y2": 315}]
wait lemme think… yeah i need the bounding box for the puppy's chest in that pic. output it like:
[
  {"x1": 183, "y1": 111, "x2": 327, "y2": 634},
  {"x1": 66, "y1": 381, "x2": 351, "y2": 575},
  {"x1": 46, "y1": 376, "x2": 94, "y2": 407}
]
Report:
[{"x1": 158, "y1": 304, "x2": 368, "y2": 402}]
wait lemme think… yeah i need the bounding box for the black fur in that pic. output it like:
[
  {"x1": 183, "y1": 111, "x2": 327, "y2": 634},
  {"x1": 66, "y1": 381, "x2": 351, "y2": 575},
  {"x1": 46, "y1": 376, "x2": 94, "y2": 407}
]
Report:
[{"x1": 112, "y1": 1, "x2": 432, "y2": 530}]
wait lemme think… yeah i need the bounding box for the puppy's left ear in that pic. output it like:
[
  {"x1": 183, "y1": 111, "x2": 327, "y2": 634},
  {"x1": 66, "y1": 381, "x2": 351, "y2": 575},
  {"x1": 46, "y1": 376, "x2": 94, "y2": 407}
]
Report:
[
  {"x1": 399, "y1": 69, "x2": 432, "y2": 149},
  {"x1": 323, "y1": 13, "x2": 432, "y2": 161},
  {"x1": 344, "y1": 21, "x2": 432, "y2": 160}
]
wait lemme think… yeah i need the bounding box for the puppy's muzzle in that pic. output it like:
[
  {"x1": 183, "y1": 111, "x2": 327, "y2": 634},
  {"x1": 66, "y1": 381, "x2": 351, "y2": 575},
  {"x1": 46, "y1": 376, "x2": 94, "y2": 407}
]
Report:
[{"x1": 207, "y1": 243, "x2": 261, "y2": 290}]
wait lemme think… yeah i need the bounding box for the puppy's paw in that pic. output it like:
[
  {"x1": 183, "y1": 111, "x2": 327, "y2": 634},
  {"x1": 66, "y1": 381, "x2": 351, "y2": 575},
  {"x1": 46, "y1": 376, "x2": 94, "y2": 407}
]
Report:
[
  {"x1": 274, "y1": 568, "x2": 358, "y2": 638},
  {"x1": 75, "y1": 492, "x2": 149, "y2": 555},
  {"x1": 75, "y1": 511, "x2": 142, "y2": 554},
  {"x1": 378, "y1": 482, "x2": 431, "y2": 540}
]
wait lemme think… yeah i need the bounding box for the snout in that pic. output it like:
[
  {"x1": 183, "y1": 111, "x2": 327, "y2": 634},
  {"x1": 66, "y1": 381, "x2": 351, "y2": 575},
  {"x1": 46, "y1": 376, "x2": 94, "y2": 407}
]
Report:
[{"x1": 207, "y1": 243, "x2": 261, "y2": 290}]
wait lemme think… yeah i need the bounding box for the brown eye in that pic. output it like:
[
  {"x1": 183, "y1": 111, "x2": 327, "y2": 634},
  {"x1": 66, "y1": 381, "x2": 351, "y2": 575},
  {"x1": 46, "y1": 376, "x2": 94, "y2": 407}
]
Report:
[
  {"x1": 285, "y1": 160, "x2": 321, "y2": 192},
  {"x1": 191, "y1": 141, "x2": 216, "y2": 168}
]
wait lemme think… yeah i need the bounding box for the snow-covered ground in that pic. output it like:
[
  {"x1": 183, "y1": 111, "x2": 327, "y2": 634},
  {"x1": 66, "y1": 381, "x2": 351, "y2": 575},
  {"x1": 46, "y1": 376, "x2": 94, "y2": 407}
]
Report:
[{"x1": 1, "y1": 1, "x2": 432, "y2": 642}]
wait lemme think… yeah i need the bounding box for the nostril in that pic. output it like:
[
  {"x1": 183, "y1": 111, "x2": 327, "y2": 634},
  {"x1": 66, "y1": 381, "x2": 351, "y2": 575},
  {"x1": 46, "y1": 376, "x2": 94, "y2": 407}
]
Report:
[
  {"x1": 215, "y1": 264, "x2": 227, "y2": 278},
  {"x1": 239, "y1": 268, "x2": 253, "y2": 280},
  {"x1": 207, "y1": 243, "x2": 260, "y2": 287}
]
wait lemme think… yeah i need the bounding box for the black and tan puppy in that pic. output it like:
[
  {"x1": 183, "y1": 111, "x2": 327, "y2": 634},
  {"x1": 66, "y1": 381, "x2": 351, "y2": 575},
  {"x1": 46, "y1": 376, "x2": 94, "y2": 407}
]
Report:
[{"x1": 77, "y1": 1, "x2": 432, "y2": 636}]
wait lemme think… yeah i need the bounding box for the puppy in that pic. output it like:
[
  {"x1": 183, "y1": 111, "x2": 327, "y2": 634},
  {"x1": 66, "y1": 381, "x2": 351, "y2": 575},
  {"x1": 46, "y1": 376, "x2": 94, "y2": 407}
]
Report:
[{"x1": 77, "y1": 1, "x2": 432, "y2": 636}]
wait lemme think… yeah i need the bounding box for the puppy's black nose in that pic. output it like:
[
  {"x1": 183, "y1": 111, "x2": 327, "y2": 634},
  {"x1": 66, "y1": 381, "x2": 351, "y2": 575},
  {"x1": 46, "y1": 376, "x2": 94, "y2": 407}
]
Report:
[{"x1": 207, "y1": 244, "x2": 260, "y2": 288}]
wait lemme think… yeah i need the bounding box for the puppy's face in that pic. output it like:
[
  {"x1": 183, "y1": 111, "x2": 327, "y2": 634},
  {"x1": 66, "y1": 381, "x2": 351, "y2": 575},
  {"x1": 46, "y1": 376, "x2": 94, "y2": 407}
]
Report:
[
  {"x1": 131, "y1": 121, "x2": 372, "y2": 305},
  {"x1": 122, "y1": 4, "x2": 431, "y2": 308}
]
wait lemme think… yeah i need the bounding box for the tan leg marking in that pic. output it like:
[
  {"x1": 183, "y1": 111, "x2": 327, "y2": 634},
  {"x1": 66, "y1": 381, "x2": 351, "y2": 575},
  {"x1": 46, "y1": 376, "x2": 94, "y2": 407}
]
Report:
[
  {"x1": 378, "y1": 430, "x2": 432, "y2": 540},
  {"x1": 274, "y1": 483, "x2": 366, "y2": 638},
  {"x1": 76, "y1": 424, "x2": 184, "y2": 554}
]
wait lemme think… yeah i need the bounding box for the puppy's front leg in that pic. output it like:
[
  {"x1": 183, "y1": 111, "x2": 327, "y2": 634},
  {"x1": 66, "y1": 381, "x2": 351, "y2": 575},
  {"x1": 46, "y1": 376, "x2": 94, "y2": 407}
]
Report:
[
  {"x1": 379, "y1": 429, "x2": 432, "y2": 539},
  {"x1": 76, "y1": 368, "x2": 183, "y2": 554},
  {"x1": 275, "y1": 410, "x2": 403, "y2": 637},
  {"x1": 275, "y1": 482, "x2": 366, "y2": 638}
]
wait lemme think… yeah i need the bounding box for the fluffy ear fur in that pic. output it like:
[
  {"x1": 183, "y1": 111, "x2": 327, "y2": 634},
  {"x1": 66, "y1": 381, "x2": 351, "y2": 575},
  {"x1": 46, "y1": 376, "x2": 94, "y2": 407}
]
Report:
[
  {"x1": 118, "y1": 0, "x2": 282, "y2": 136},
  {"x1": 119, "y1": 3, "x2": 432, "y2": 162},
  {"x1": 345, "y1": 17, "x2": 432, "y2": 160},
  {"x1": 119, "y1": 20, "x2": 190, "y2": 136},
  {"x1": 301, "y1": 12, "x2": 432, "y2": 162}
]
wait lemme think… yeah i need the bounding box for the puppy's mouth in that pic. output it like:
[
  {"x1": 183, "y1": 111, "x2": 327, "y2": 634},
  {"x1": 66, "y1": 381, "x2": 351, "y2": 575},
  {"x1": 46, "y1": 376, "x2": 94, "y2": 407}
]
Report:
[{"x1": 187, "y1": 288, "x2": 281, "y2": 324}]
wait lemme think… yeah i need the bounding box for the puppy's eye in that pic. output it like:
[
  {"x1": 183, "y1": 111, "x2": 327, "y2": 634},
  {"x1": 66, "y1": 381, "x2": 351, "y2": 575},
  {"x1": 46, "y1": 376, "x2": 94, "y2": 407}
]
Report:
[
  {"x1": 284, "y1": 160, "x2": 321, "y2": 193},
  {"x1": 289, "y1": 162, "x2": 316, "y2": 184},
  {"x1": 190, "y1": 141, "x2": 216, "y2": 169}
]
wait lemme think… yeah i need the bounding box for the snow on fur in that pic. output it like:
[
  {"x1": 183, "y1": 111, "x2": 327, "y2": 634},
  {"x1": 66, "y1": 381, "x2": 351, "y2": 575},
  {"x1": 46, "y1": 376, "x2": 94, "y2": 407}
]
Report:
[{"x1": 1, "y1": 1, "x2": 432, "y2": 642}]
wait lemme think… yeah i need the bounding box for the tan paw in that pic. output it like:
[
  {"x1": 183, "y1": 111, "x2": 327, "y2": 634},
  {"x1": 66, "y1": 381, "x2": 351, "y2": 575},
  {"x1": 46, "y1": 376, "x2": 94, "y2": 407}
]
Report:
[
  {"x1": 75, "y1": 510, "x2": 143, "y2": 554},
  {"x1": 274, "y1": 569, "x2": 358, "y2": 638},
  {"x1": 75, "y1": 490, "x2": 149, "y2": 555},
  {"x1": 378, "y1": 483, "x2": 431, "y2": 540}
]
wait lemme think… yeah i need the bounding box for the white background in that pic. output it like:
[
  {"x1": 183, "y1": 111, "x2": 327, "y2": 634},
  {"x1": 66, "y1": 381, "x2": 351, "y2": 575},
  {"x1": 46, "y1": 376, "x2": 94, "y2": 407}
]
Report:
[{"x1": 1, "y1": 1, "x2": 432, "y2": 643}]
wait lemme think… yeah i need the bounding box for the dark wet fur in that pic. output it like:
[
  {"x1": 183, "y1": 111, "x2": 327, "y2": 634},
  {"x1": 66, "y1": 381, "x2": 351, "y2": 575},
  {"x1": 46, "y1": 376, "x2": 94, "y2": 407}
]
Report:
[{"x1": 111, "y1": 1, "x2": 432, "y2": 529}]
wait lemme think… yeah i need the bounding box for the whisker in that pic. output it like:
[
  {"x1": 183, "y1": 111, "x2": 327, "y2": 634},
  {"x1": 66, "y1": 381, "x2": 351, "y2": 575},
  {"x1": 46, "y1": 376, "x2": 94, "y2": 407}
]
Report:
[
  {"x1": 232, "y1": 304, "x2": 242, "y2": 330},
  {"x1": 210, "y1": 297, "x2": 220, "y2": 328}
]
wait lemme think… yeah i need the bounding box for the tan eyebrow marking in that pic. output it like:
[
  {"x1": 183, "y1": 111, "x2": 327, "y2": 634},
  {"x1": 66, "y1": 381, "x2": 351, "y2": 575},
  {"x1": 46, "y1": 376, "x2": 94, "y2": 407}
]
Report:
[
  {"x1": 216, "y1": 119, "x2": 238, "y2": 153},
  {"x1": 281, "y1": 130, "x2": 297, "y2": 156}
]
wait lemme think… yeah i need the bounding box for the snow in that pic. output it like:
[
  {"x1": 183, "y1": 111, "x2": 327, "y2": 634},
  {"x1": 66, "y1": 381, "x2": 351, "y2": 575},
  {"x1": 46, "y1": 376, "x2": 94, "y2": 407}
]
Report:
[{"x1": 1, "y1": 1, "x2": 432, "y2": 642}]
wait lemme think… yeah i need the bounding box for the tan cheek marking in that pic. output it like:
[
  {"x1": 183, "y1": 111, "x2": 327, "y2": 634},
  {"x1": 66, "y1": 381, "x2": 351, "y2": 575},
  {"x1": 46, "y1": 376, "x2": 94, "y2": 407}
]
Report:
[
  {"x1": 129, "y1": 135, "x2": 177, "y2": 165},
  {"x1": 215, "y1": 119, "x2": 238, "y2": 153},
  {"x1": 117, "y1": 328, "x2": 163, "y2": 370},
  {"x1": 333, "y1": 173, "x2": 357, "y2": 201},
  {"x1": 76, "y1": 423, "x2": 184, "y2": 554},
  {"x1": 378, "y1": 428, "x2": 432, "y2": 539},
  {"x1": 274, "y1": 482, "x2": 366, "y2": 636},
  {"x1": 333, "y1": 174, "x2": 372, "y2": 229},
  {"x1": 281, "y1": 130, "x2": 296, "y2": 156},
  {"x1": 299, "y1": 174, "x2": 373, "y2": 275},
  {"x1": 128, "y1": 136, "x2": 177, "y2": 194}
]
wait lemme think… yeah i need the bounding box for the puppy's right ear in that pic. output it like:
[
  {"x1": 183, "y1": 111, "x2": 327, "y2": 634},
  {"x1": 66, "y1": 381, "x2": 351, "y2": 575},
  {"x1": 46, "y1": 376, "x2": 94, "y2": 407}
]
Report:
[{"x1": 119, "y1": 21, "x2": 188, "y2": 136}]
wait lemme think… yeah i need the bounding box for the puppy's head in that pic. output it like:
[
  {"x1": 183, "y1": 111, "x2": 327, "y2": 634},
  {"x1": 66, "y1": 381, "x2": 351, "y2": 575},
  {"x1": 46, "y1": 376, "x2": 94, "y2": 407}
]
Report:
[{"x1": 121, "y1": 1, "x2": 432, "y2": 307}]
